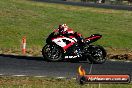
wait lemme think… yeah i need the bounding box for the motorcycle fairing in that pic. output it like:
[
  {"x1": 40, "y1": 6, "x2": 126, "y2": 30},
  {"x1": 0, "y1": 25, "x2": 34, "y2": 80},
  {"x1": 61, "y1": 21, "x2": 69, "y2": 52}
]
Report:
[{"x1": 52, "y1": 37, "x2": 76, "y2": 50}]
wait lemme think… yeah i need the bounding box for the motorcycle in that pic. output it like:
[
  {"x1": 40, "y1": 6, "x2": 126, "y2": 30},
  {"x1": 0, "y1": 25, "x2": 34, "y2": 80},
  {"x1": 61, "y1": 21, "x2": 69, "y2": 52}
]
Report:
[{"x1": 42, "y1": 31, "x2": 107, "y2": 64}]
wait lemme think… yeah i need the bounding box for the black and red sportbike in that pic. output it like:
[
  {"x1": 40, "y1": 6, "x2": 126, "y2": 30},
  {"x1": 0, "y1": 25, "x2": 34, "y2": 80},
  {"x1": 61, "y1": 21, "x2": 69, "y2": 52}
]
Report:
[{"x1": 42, "y1": 31, "x2": 107, "y2": 64}]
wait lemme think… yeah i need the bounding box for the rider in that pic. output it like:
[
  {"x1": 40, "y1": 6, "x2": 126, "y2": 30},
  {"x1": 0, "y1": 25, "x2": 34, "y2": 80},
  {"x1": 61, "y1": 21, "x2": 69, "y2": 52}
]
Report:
[
  {"x1": 54, "y1": 24, "x2": 86, "y2": 56},
  {"x1": 54, "y1": 24, "x2": 84, "y2": 44}
]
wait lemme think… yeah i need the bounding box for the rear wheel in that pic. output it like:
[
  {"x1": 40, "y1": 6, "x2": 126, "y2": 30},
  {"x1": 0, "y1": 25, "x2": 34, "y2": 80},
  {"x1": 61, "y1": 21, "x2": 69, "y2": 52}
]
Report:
[
  {"x1": 42, "y1": 44, "x2": 63, "y2": 62},
  {"x1": 88, "y1": 45, "x2": 107, "y2": 64}
]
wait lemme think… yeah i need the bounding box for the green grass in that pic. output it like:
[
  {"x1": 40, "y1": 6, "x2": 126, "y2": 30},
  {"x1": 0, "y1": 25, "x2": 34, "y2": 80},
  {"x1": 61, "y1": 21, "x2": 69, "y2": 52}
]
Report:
[
  {"x1": 0, "y1": 0, "x2": 132, "y2": 54},
  {"x1": 0, "y1": 76, "x2": 131, "y2": 88}
]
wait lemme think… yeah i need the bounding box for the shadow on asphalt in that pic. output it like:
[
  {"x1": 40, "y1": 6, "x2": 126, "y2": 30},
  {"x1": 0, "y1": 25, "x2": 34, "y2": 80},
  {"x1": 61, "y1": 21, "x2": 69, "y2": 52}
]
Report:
[
  {"x1": 31, "y1": 0, "x2": 132, "y2": 11},
  {"x1": 0, "y1": 54, "x2": 44, "y2": 61},
  {"x1": 0, "y1": 54, "x2": 90, "y2": 63}
]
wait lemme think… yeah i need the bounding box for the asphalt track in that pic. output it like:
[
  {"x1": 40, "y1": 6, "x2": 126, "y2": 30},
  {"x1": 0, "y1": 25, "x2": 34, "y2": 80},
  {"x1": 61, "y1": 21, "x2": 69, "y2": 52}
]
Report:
[
  {"x1": 0, "y1": 54, "x2": 132, "y2": 79},
  {"x1": 32, "y1": 0, "x2": 132, "y2": 11}
]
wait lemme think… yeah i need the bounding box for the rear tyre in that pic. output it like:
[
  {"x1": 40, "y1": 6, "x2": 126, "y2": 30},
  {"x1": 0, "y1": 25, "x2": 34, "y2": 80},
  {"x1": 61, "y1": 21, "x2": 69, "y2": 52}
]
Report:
[
  {"x1": 88, "y1": 45, "x2": 107, "y2": 64},
  {"x1": 42, "y1": 44, "x2": 63, "y2": 62}
]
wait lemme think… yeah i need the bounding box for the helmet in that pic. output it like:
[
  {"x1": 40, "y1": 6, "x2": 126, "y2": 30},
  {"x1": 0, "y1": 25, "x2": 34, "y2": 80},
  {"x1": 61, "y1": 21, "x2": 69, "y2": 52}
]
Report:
[
  {"x1": 62, "y1": 24, "x2": 68, "y2": 31},
  {"x1": 58, "y1": 24, "x2": 68, "y2": 34}
]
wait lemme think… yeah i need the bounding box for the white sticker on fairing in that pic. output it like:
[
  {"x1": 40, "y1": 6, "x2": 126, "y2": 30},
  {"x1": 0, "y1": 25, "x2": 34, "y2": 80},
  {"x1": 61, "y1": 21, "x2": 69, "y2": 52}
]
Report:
[
  {"x1": 71, "y1": 38, "x2": 77, "y2": 42},
  {"x1": 65, "y1": 56, "x2": 80, "y2": 58},
  {"x1": 52, "y1": 37, "x2": 75, "y2": 48}
]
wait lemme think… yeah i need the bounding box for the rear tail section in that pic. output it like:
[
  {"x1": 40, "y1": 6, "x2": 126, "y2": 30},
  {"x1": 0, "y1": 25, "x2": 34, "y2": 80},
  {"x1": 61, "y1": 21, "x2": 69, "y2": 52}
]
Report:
[{"x1": 85, "y1": 34, "x2": 102, "y2": 44}]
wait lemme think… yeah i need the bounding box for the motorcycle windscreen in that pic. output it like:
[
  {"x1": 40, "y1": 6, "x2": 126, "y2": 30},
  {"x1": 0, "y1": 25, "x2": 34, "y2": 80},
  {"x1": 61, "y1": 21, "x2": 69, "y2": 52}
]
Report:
[{"x1": 52, "y1": 37, "x2": 75, "y2": 50}]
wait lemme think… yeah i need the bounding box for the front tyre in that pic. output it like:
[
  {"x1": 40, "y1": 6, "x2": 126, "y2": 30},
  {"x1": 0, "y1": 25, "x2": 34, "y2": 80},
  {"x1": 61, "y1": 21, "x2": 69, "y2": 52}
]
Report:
[
  {"x1": 42, "y1": 44, "x2": 63, "y2": 62},
  {"x1": 88, "y1": 45, "x2": 107, "y2": 64}
]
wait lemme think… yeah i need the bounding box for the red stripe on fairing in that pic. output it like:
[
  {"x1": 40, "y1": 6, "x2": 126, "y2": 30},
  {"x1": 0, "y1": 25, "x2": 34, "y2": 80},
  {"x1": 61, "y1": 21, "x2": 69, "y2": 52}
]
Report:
[
  {"x1": 86, "y1": 36, "x2": 101, "y2": 40},
  {"x1": 69, "y1": 36, "x2": 75, "y2": 38},
  {"x1": 63, "y1": 42, "x2": 75, "y2": 50},
  {"x1": 52, "y1": 36, "x2": 65, "y2": 40}
]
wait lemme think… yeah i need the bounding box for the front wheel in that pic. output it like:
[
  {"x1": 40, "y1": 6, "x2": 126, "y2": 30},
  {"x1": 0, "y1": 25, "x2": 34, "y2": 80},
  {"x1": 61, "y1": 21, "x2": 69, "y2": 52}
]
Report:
[
  {"x1": 88, "y1": 45, "x2": 107, "y2": 64},
  {"x1": 42, "y1": 44, "x2": 63, "y2": 62}
]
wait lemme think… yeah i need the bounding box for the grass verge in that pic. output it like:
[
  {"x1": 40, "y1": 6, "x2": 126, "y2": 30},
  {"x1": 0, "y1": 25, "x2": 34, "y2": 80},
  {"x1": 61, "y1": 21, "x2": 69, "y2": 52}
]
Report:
[
  {"x1": 0, "y1": 76, "x2": 132, "y2": 88},
  {"x1": 0, "y1": 0, "x2": 132, "y2": 59}
]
